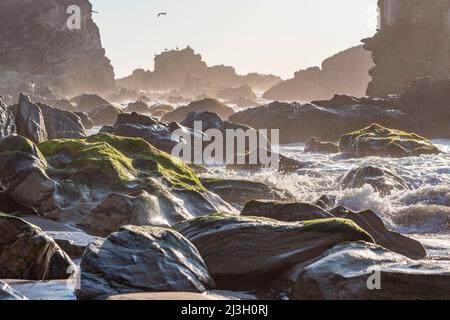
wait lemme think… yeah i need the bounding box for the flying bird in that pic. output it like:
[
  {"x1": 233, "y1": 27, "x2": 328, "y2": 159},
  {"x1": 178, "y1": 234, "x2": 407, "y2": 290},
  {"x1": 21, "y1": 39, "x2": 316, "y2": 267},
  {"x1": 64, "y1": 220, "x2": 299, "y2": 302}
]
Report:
[{"x1": 157, "y1": 12, "x2": 167, "y2": 17}]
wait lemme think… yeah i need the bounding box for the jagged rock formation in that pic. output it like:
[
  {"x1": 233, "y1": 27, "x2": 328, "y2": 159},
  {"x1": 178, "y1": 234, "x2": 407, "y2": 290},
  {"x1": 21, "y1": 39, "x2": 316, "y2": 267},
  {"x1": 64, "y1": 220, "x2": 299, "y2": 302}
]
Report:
[
  {"x1": 263, "y1": 46, "x2": 373, "y2": 101},
  {"x1": 0, "y1": 96, "x2": 15, "y2": 137},
  {"x1": 364, "y1": 0, "x2": 450, "y2": 97},
  {"x1": 117, "y1": 47, "x2": 281, "y2": 93},
  {"x1": 0, "y1": 0, "x2": 115, "y2": 97}
]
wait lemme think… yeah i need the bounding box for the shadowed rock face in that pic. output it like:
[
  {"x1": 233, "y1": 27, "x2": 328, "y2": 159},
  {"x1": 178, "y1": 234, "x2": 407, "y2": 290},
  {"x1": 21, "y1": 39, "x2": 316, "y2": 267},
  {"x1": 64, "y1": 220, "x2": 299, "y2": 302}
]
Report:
[
  {"x1": 0, "y1": 213, "x2": 75, "y2": 281},
  {"x1": 289, "y1": 242, "x2": 450, "y2": 300},
  {"x1": 0, "y1": 96, "x2": 15, "y2": 137},
  {"x1": 263, "y1": 46, "x2": 373, "y2": 101},
  {"x1": 364, "y1": 0, "x2": 450, "y2": 97},
  {"x1": 77, "y1": 225, "x2": 215, "y2": 300},
  {"x1": 0, "y1": 0, "x2": 115, "y2": 96}
]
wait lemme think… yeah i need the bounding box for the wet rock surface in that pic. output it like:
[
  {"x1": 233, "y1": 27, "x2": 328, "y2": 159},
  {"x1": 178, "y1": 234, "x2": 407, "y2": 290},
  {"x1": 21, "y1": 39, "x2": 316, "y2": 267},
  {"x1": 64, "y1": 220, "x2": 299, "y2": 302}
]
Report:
[
  {"x1": 174, "y1": 214, "x2": 373, "y2": 290},
  {"x1": 77, "y1": 225, "x2": 215, "y2": 300},
  {"x1": 339, "y1": 123, "x2": 441, "y2": 158},
  {"x1": 162, "y1": 98, "x2": 235, "y2": 123},
  {"x1": 289, "y1": 242, "x2": 450, "y2": 300},
  {"x1": 0, "y1": 213, "x2": 75, "y2": 280}
]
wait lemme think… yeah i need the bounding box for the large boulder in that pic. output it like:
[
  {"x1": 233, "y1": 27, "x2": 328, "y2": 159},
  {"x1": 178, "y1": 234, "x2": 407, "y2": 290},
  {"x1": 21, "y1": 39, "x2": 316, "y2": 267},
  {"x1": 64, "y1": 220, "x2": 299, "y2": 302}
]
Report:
[
  {"x1": 0, "y1": 96, "x2": 15, "y2": 137},
  {"x1": 0, "y1": 135, "x2": 56, "y2": 214},
  {"x1": 289, "y1": 242, "x2": 450, "y2": 300},
  {"x1": 0, "y1": 281, "x2": 27, "y2": 300},
  {"x1": 75, "y1": 112, "x2": 95, "y2": 130},
  {"x1": 241, "y1": 200, "x2": 333, "y2": 222},
  {"x1": 330, "y1": 207, "x2": 426, "y2": 260},
  {"x1": 125, "y1": 100, "x2": 151, "y2": 114},
  {"x1": 200, "y1": 178, "x2": 295, "y2": 207},
  {"x1": 162, "y1": 99, "x2": 234, "y2": 123},
  {"x1": 72, "y1": 94, "x2": 111, "y2": 113},
  {"x1": 174, "y1": 214, "x2": 373, "y2": 289},
  {"x1": 339, "y1": 123, "x2": 441, "y2": 158},
  {"x1": 88, "y1": 105, "x2": 123, "y2": 126},
  {"x1": 263, "y1": 45, "x2": 373, "y2": 101},
  {"x1": 340, "y1": 165, "x2": 410, "y2": 196},
  {"x1": 77, "y1": 225, "x2": 215, "y2": 300},
  {"x1": 304, "y1": 137, "x2": 339, "y2": 154},
  {"x1": 0, "y1": 213, "x2": 75, "y2": 280},
  {"x1": 230, "y1": 101, "x2": 416, "y2": 144},
  {"x1": 13, "y1": 94, "x2": 48, "y2": 143},
  {"x1": 38, "y1": 103, "x2": 86, "y2": 139},
  {"x1": 38, "y1": 133, "x2": 235, "y2": 233}
]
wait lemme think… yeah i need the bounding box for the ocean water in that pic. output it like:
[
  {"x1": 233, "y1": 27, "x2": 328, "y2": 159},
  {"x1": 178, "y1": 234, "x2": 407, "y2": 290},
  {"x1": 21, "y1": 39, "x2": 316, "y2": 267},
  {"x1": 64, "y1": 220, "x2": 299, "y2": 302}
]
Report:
[{"x1": 201, "y1": 140, "x2": 450, "y2": 240}]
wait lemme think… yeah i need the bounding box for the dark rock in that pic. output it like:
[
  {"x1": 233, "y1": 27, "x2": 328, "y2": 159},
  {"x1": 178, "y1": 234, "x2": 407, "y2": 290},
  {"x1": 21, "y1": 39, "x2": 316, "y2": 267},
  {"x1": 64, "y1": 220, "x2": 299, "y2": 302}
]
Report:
[
  {"x1": 72, "y1": 94, "x2": 111, "y2": 113},
  {"x1": 304, "y1": 137, "x2": 339, "y2": 154},
  {"x1": 174, "y1": 214, "x2": 373, "y2": 290},
  {"x1": 13, "y1": 94, "x2": 48, "y2": 143},
  {"x1": 364, "y1": 1, "x2": 450, "y2": 97},
  {"x1": 314, "y1": 195, "x2": 337, "y2": 209},
  {"x1": 289, "y1": 242, "x2": 450, "y2": 300},
  {"x1": 0, "y1": 213, "x2": 75, "y2": 280},
  {"x1": 0, "y1": 281, "x2": 27, "y2": 300},
  {"x1": 341, "y1": 165, "x2": 409, "y2": 195},
  {"x1": 162, "y1": 98, "x2": 234, "y2": 123},
  {"x1": 217, "y1": 85, "x2": 257, "y2": 101},
  {"x1": 339, "y1": 123, "x2": 441, "y2": 158},
  {"x1": 125, "y1": 100, "x2": 151, "y2": 114},
  {"x1": 0, "y1": 96, "x2": 15, "y2": 137},
  {"x1": 77, "y1": 225, "x2": 215, "y2": 300},
  {"x1": 0, "y1": 0, "x2": 115, "y2": 96},
  {"x1": 330, "y1": 207, "x2": 426, "y2": 260},
  {"x1": 263, "y1": 46, "x2": 373, "y2": 101},
  {"x1": 0, "y1": 192, "x2": 36, "y2": 215},
  {"x1": 230, "y1": 101, "x2": 416, "y2": 144},
  {"x1": 88, "y1": 105, "x2": 123, "y2": 126},
  {"x1": 75, "y1": 112, "x2": 95, "y2": 130},
  {"x1": 200, "y1": 178, "x2": 295, "y2": 207},
  {"x1": 148, "y1": 104, "x2": 174, "y2": 117},
  {"x1": 0, "y1": 135, "x2": 56, "y2": 214},
  {"x1": 241, "y1": 200, "x2": 333, "y2": 222}
]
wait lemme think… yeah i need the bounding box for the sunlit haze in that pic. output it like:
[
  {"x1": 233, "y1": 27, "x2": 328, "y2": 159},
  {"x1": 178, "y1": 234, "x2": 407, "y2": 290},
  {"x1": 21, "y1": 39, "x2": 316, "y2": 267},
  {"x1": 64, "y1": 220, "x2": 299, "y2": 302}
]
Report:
[{"x1": 92, "y1": 0, "x2": 378, "y2": 79}]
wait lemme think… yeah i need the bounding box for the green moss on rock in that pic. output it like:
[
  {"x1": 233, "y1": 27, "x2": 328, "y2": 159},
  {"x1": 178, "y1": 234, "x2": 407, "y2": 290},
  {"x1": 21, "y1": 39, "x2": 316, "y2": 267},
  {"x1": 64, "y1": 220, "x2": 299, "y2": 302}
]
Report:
[{"x1": 38, "y1": 133, "x2": 204, "y2": 191}]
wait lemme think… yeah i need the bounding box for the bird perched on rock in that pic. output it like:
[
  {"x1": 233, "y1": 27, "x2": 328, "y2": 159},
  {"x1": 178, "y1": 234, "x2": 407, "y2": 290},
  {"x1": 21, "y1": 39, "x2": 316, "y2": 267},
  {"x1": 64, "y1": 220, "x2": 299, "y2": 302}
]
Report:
[{"x1": 157, "y1": 12, "x2": 167, "y2": 17}]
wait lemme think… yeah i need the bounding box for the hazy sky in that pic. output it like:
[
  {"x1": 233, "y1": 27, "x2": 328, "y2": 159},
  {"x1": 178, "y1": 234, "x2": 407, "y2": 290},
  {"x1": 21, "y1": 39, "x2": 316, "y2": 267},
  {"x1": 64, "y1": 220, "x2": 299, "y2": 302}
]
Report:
[{"x1": 91, "y1": 0, "x2": 378, "y2": 79}]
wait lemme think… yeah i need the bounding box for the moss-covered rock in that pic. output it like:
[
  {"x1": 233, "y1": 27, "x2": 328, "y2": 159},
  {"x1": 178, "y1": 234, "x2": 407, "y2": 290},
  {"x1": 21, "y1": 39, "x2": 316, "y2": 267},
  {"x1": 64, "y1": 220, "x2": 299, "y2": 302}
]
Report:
[
  {"x1": 174, "y1": 214, "x2": 373, "y2": 291},
  {"x1": 339, "y1": 123, "x2": 441, "y2": 158},
  {"x1": 38, "y1": 133, "x2": 235, "y2": 235}
]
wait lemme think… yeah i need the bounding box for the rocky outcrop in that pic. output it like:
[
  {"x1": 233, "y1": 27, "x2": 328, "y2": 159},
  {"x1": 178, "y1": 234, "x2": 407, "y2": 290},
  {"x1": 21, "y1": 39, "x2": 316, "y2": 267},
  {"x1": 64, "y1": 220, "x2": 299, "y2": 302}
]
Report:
[
  {"x1": 341, "y1": 165, "x2": 410, "y2": 195},
  {"x1": 241, "y1": 200, "x2": 333, "y2": 222},
  {"x1": 0, "y1": 0, "x2": 115, "y2": 97},
  {"x1": 229, "y1": 101, "x2": 417, "y2": 144},
  {"x1": 77, "y1": 225, "x2": 215, "y2": 300},
  {"x1": 0, "y1": 96, "x2": 15, "y2": 137},
  {"x1": 217, "y1": 85, "x2": 257, "y2": 101},
  {"x1": 38, "y1": 133, "x2": 235, "y2": 232},
  {"x1": 0, "y1": 135, "x2": 57, "y2": 214},
  {"x1": 88, "y1": 105, "x2": 123, "y2": 126},
  {"x1": 75, "y1": 112, "x2": 94, "y2": 130},
  {"x1": 174, "y1": 215, "x2": 372, "y2": 289},
  {"x1": 0, "y1": 213, "x2": 75, "y2": 280},
  {"x1": 364, "y1": 0, "x2": 450, "y2": 97},
  {"x1": 71, "y1": 94, "x2": 111, "y2": 113},
  {"x1": 304, "y1": 137, "x2": 339, "y2": 154},
  {"x1": 339, "y1": 123, "x2": 441, "y2": 158},
  {"x1": 162, "y1": 99, "x2": 235, "y2": 123},
  {"x1": 12, "y1": 94, "x2": 48, "y2": 143},
  {"x1": 289, "y1": 242, "x2": 450, "y2": 300},
  {"x1": 0, "y1": 281, "x2": 27, "y2": 300},
  {"x1": 200, "y1": 178, "x2": 295, "y2": 207},
  {"x1": 263, "y1": 46, "x2": 373, "y2": 101},
  {"x1": 117, "y1": 46, "x2": 281, "y2": 93},
  {"x1": 330, "y1": 207, "x2": 426, "y2": 259},
  {"x1": 39, "y1": 104, "x2": 86, "y2": 139},
  {"x1": 125, "y1": 101, "x2": 151, "y2": 114},
  {"x1": 147, "y1": 104, "x2": 174, "y2": 117}
]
